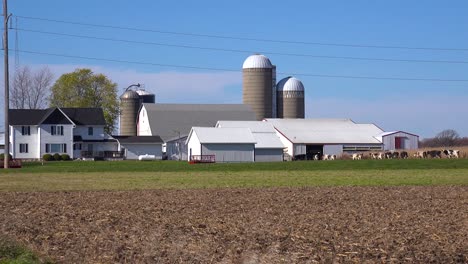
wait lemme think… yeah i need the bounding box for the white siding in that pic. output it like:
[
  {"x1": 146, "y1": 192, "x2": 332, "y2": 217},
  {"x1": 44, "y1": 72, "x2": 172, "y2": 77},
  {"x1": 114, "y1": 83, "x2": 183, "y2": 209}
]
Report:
[
  {"x1": 201, "y1": 143, "x2": 254, "y2": 163},
  {"x1": 323, "y1": 145, "x2": 343, "y2": 156},
  {"x1": 11, "y1": 125, "x2": 39, "y2": 159},
  {"x1": 137, "y1": 107, "x2": 152, "y2": 136},
  {"x1": 39, "y1": 124, "x2": 74, "y2": 158},
  {"x1": 275, "y1": 130, "x2": 293, "y2": 156},
  {"x1": 382, "y1": 132, "x2": 419, "y2": 150},
  {"x1": 122, "y1": 144, "x2": 163, "y2": 160},
  {"x1": 255, "y1": 148, "x2": 283, "y2": 162},
  {"x1": 74, "y1": 126, "x2": 105, "y2": 140},
  {"x1": 187, "y1": 131, "x2": 201, "y2": 161}
]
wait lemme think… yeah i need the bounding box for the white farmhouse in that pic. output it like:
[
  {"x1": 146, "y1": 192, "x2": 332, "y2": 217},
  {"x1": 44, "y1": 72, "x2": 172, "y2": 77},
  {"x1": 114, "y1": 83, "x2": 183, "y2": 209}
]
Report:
[{"x1": 9, "y1": 107, "x2": 118, "y2": 160}]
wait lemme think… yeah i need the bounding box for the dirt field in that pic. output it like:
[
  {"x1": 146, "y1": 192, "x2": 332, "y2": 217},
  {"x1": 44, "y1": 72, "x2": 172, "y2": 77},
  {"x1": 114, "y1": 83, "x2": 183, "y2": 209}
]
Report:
[{"x1": 1, "y1": 187, "x2": 467, "y2": 263}]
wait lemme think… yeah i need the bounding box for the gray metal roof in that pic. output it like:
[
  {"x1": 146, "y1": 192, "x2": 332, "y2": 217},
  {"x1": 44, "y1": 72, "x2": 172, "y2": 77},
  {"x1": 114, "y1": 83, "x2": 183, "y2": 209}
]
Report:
[
  {"x1": 112, "y1": 135, "x2": 163, "y2": 144},
  {"x1": 188, "y1": 127, "x2": 256, "y2": 144},
  {"x1": 265, "y1": 118, "x2": 384, "y2": 144},
  {"x1": 142, "y1": 103, "x2": 256, "y2": 141},
  {"x1": 216, "y1": 121, "x2": 284, "y2": 149}
]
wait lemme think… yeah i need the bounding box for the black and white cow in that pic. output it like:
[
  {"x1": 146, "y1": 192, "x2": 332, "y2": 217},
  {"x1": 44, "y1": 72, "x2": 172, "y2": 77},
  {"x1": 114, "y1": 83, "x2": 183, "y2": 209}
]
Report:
[
  {"x1": 352, "y1": 153, "x2": 363, "y2": 160},
  {"x1": 400, "y1": 151, "x2": 409, "y2": 159},
  {"x1": 427, "y1": 150, "x2": 442, "y2": 159},
  {"x1": 443, "y1": 149, "x2": 460, "y2": 159},
  {"x1": 391, "y1": 152, "x2": 400, "y2": 159},
  {"x1": 414, "y1": 151, "x2": 427, "y2": 159}
]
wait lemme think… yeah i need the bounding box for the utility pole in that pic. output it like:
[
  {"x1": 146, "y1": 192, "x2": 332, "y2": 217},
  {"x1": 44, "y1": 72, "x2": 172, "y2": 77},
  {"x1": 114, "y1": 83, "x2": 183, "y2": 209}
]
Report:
[{"x1": 3, "y1": 0, "x2": 10, "y2": 169}]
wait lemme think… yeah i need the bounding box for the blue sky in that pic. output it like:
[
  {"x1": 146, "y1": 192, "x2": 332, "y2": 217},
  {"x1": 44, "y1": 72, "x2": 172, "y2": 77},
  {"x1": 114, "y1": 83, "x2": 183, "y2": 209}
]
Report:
[{"x1": 1, "y1": 0, "x2": 468, "y2": 137}]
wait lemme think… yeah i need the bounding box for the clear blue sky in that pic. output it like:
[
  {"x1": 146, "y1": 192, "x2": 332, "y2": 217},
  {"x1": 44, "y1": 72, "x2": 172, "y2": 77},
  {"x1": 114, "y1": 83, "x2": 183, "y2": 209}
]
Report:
[{"x1": 1, "y1": 0, "x2": 468, "y2": 137}]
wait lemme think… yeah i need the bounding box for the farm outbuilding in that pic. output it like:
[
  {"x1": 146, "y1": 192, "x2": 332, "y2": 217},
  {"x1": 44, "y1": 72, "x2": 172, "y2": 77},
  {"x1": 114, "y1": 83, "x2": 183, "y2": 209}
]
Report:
[
  {"x1": 265, "y1": 118, "x2": 384, "y2": 159},
  {"x1": 375, "y1": 131, "x2": 419, "y2": 151},
  {"x1": 216, "y1": 121, "x2": 284, "y2": 162},
  {"x1": 113, "y1": 136, "x2": 164, "y2": 160},
  {"x1": 186, "y1": 127, "x2": 256, "y2": 163},
  {"x1": 165, "y1": 134, "x2": 188, "y2": 161}
]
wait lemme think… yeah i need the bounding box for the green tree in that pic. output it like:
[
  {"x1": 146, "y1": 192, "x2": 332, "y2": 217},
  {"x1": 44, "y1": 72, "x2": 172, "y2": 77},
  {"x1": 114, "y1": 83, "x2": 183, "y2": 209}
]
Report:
[{"x1": 50, "y1": 68, "x2": 119, "y2": 134}]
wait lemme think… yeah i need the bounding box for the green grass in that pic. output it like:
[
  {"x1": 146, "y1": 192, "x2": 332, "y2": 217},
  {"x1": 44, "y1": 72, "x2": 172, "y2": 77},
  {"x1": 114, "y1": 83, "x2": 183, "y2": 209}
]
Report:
[
  {"x1": 0, "y1": 159, "x2": 467, "y2": 191},
  {"x1": 0, "y1": 236, "x2": 49, "y2": 264},
  {"x1": 0, "y1": 169, "x2": 467, "y2": 192},
  {"x1": 2, "y1": 159, "x2": 468, "y2": 174}
]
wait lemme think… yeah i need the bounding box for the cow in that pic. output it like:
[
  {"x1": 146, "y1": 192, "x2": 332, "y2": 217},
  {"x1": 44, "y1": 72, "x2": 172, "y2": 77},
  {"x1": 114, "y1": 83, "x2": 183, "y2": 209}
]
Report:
[
  {"x1": 322, "y1": 154, "x2": 329, "y2": 161},
  {"x1": 414, "y1": 151, "x2": 427, "y2": 159},
  {"x1": 385, "y1": 152, "x2": 393, "y2": 159},
  {"x1": 313, "y1": 154, "x2": 320, "y2": 160},
  {"x1": 330, "y1": 155, "x2": 337, "y2": 160},
  {"x1": 352, "y1": 153, "x2": 362, "y2": 160},
  {"x1": 427, "y1": 150, "x2": 442, "y2": 159},
  {"x1": 443, "y1": 149, "x2": 460, "y2": 159},
  {"x1": 400, "y1": 151, "x2": 409, "y2": 159},
  {"x1": 392, "y1": 152, "x2": 400, "y2": 159},
  {"x1": 370, "y1": 153, "x2": 378, "y2": 159}
]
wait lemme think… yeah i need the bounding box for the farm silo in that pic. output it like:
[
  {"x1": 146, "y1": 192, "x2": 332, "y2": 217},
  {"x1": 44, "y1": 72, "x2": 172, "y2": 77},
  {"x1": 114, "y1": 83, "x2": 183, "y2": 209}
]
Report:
[
  {"x1": 120, "y1": 89, "x2": 140, "y2": 136},
  {"x1": 242, "y1": 54, "x2": 274, "y2": 120},
  {"x1": 136, "y1": 88, "x2": 156, "y2": 104},
  {"x1": 277, "y1": 76, "x2": 305, "y2": 118}
]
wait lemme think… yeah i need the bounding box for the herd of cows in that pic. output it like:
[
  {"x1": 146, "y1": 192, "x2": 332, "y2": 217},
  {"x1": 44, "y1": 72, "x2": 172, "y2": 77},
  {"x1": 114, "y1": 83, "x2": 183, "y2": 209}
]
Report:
[{"x1": 312, "y1": 149, "x2": 462, "y2": 161}]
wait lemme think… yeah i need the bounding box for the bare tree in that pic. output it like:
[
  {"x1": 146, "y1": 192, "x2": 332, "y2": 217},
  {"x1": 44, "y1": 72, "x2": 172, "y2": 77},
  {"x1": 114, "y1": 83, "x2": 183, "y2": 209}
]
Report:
[
  {"x1": 10, "y1": 66, "x2": 53, "y2": 109},
  {"x1": 435, "y1": 129, "x2": 460, "y2": 147}
]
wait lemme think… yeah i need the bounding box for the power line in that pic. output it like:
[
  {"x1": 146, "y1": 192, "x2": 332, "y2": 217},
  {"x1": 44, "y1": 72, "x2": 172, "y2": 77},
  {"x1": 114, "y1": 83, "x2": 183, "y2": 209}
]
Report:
[
  {"x1": 16, "y1": 15, "x2": 468, "y2": 52},
  {"x1": 15, "y1": 49, "x2": 468, "y2": 82},
  {"x1": 15, "y1": 28, "x2": 468, "y2": 65}
]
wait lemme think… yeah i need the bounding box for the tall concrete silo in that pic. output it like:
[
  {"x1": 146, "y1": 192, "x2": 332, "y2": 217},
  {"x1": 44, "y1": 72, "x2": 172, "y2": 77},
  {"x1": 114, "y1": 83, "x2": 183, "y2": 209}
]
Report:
[
  {"x1": 135, "y1": 89, "x2": 156, "y2": 104},
  {"x1": 120, "y1": 89, "x2": 140, "y2": 136},
  {"x1": 242, "y1": 54, "x2": 274, "y2": 120},
  {"x1": 277, "y1": 76, "x2": 305, "y2": 119}
]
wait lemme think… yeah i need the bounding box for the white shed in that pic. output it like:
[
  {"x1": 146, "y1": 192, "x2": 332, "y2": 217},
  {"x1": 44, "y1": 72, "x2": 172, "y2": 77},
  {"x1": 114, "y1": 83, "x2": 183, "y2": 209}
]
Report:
[
  {"x1": 113, "y1": 136, "x2": 164, "y2": 160},
  {"x1": 186, "y1": 127, "x2": 256, "y2": 163},
  {"x1": 375, "y1": 131, "x2": 419, "y2": 150},
  {"x1": 216, "y1": 121, "x2": 284, "y2": 162}
]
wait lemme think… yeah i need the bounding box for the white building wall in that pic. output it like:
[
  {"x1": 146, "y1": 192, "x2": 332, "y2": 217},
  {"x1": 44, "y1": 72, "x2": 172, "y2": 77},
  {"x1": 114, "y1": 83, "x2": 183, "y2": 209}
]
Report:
[
  {"x1": 274, "y1": 130, "x2": 293, "y2": 156},
  {"x1": 382, "y1": 132, "x2": 419, "y2": 150},
  {"x1": 255, "y1": 148, "x2": 283, "y2": 162},
  {"x1": 187, "y1": 131, "x2": 201, "y2": 161},
  {"x1": 201, "y1": 143, "x2": 254, "y2": 163},
  {"x1": 137, "y1": 107, "x2": 152, "y2": 136},
  {"x1": 74, "y1": 126, "x2": 105, "y2": 140},
  {"x1": 11, "y1": 125, "x2": 39, "y2": 159},
  {"x1": 123, "y1": 144, "x2": 162, "y2": 160},
  {"x1": 323, "y1": 145, "x2": 343, "y2": 156},
  {"x1": 39, "y1": 124, "x2": 74, "y2": 158},
  {"x1": 166, "y1": 137, "x2": 188, "y2": 161}
]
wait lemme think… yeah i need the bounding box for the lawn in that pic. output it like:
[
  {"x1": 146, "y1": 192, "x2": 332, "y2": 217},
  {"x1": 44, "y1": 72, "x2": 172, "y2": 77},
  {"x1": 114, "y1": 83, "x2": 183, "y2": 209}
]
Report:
[{"x1": 0, "y1": 159, "x2": 467, "y2": 191}]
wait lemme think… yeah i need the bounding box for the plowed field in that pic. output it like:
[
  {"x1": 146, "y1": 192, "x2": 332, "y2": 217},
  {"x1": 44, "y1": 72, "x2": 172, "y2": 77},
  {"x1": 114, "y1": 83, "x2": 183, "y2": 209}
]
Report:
[{"x1": 1, "y1": 186, "x2": 467, "y2": 263}]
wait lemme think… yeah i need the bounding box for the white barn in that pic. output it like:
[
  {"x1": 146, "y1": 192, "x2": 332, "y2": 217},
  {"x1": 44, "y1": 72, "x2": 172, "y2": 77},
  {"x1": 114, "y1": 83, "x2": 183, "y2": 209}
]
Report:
[
  {"x1": 265, "y1": 118, "x2": 384, "y2": 159},
  {"x1": 186, "y1": 127, "x2": 256, "y2": 163},
  {"x1": 216, "y1": 121, "x2": 284, "y2": 162},
  {"x1": 113, "y1": 136, "x2": 164, "y2": 160},
  {"x1": 375, "y1": 131, "x2": 419, "y2": 151}
]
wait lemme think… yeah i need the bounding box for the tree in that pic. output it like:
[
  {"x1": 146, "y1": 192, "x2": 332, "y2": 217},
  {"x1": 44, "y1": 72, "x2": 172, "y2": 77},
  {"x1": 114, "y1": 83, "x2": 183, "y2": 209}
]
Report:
[
  {"x1": 435, "y1": 129, "x2": 460, "y2": 147},
  {"x1": 10, "y1": 66, "x2": 53, "y2": 109},
  {"x1": 50, "y1": 68, "x2": 119, "y2": 134}
]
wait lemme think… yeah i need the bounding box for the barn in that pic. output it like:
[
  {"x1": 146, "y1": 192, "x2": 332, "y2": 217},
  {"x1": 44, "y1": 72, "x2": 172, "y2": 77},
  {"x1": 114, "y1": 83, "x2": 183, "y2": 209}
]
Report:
[
  {"x1": 265, "y1": 118, "x2": 384, "y2": 159},
  {"x1": 186, "y1": 127, "x2": 256, "y2": 163},
  {"x1": 216, "y1": 121, "x2": 284, "y2": 162},
  {"x1": 113, "y1": 136, "x2": 164, "y2": 160},
  {"x1": 375, "y1": 131, "x2": 419, "y2": 151}
]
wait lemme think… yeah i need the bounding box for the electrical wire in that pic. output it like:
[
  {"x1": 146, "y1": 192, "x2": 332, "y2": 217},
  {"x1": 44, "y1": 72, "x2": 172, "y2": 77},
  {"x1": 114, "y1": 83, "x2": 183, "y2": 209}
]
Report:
[
  {"x1": 15, "y1": 49, "x2": 468, "y2": 82},
  {"x1": 15, "y1": 28, "x2": 468, "y2": 64},
  {"x1": 16, "y1": 15, "x2": 468, "y2": 52}
]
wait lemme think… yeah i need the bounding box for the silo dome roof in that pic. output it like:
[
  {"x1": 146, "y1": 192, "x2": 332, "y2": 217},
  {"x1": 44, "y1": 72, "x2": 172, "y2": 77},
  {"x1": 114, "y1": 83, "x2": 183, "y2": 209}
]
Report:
[
  {"x1": 242, "y1": 54, "x2": 273, "y2": 69},
  {"x1": 277, "y1": 76, "x2": 304, "y2": 92},
  {"x1": 120, "y1": 90, "x2": 140, "y2": 99},
  {"x1": 135, "y1": 89, "x2": 153, "y2": 96}
]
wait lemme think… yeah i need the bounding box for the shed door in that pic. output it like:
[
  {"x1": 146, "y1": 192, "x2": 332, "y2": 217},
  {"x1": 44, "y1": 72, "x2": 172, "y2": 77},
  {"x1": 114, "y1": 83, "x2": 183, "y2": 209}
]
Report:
[{"x1": 395, "y1": 137, "x2": 402, "y2": 149}]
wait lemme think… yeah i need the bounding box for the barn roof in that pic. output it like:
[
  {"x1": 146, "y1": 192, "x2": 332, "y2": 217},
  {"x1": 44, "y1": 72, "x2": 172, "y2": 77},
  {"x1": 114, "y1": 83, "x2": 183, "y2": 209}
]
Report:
[
  {"x1": 264, "y1": 118, "x2": 384, "y2": 144},
  {"x1": 187, "y1": 127, "x2": 256, "y2": 144},
  {"x1": 141, "y1": 103, "x2": 256, "y2": 141},
  {"x1": 216, "y1": 121, "x2": 284, "y2": 149},
  {"x1": 112, "y1": 135, "x2": 163, "y2": 144},
  {"x1": 374, "y1": 131, "x2": 419, "y2": 142}
]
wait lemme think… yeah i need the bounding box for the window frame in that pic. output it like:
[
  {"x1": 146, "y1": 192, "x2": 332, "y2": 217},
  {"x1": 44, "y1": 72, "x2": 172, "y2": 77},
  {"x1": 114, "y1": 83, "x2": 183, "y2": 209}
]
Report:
[
  {"x1": 21, "y1": 126, "x2": 31, "y2": 136},
  {"x1": 19, "y1": 143, "x2": 29, "y2": 153}
]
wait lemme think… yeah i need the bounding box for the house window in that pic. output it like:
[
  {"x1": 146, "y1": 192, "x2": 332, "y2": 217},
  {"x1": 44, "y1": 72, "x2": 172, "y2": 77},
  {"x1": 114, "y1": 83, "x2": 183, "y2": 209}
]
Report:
[
  {"x1": 88, "y1": 127, "x2": 93, "y2": 136},
  {"x1": 51, "y1": 125, "x2": 64, "y2": 136},
  {"x1": 19, "y1": 143, "x2": 28, "y2": 153},
  {"x1": 45, "y1": 143, "x2": 67, "y2": 153},
  {"x1": 21, "y1": 126, "x2": 31, "y2": 136},
  {"x1": 73, "y1": 143, "x2": 82, "y2": 150}
]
